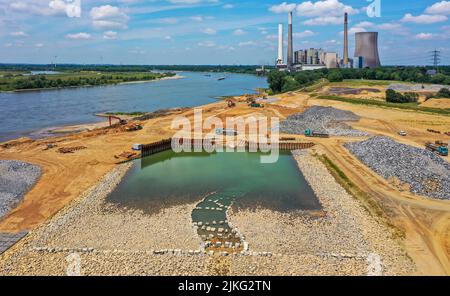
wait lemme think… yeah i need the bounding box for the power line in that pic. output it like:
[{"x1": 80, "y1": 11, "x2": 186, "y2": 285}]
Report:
[{"x1": 430, "y1": 49, "x2": 441, "y2": 71}]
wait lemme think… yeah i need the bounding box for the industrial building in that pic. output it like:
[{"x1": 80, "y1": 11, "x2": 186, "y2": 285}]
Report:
[
  {"x1": 274, "y1": 11, "x2": 381, "y2": 71},
  {"x1": 354, "y1": 32, "x2": 381, "y2": 68}
]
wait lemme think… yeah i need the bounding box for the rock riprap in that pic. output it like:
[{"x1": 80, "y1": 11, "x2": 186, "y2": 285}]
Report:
[
  {"x1": 280, "y1": 106, "x2": 368, "y2": 137},
  {"x1": 345, "y1": 136, "x2": 449, "y2": 200},
  {"x1": 0, "y1": 160, "x2": 41, "y2": 219}
]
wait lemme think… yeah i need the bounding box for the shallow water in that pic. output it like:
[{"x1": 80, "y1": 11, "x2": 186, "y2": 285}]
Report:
[
  {"x1": 0, "y1": 72, "x2": 267, "y2": 142},
  {"x1": 107, "y1": 150, "x2": 321, "y2": 213}
]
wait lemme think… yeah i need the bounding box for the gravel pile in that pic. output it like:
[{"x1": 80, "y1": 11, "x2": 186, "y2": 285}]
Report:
[
  {"x1": 0, "y1": 160, "x2": 41, "y2": 219},
  {"x1": 387, "y1": 84, "x2": 450, "y2": 92},
  {"x1": 280, "y1": 106, "x2": 369, "y2": 137},
  {"x1": 345, "y1": 137, "x2": 450, "y2": 200}
]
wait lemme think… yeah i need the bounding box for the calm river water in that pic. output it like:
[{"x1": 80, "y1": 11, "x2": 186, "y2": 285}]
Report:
[{"x1": 0, "y1": 72, "x2": 267, "y2": 142}]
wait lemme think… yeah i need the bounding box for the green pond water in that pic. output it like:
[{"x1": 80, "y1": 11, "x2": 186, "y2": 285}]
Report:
[
  {"x1": 108, "y1": 150, "x2": 320, "y2": 213},
  {"x1": 108, "y1": 150, "x2": 321, "y2": 247}
]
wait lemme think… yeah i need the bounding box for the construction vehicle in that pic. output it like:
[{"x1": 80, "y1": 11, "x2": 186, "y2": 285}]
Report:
[
  {"x1": 425, "y1": 142, "x2": 448, "y2": 156},
  {"x1": 216, "y1": 128, "x2": 238, "y2": 136},
  {"x1": 226, "y1": 100, "x2": 236, "y2": 108},
  {"x1": 249, "y1": 102, "x2": 264, "y2": 108},
  {"x1": 108, "y1": 115, "x2": 127, "y2": 127},
  {"x1": 305, "y1": 129, "x2": 330, "y2": 138},
  {"x1": 125, "y1": 123, "x2": 143, "y2": 132}
]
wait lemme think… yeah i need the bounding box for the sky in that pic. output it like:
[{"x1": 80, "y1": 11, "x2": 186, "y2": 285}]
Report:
[{"x1": 0, "y1": 0, "x2": 449, "y2": 65}]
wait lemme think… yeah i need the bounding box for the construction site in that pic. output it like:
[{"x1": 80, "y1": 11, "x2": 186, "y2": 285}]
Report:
[{"x1": 0, "y1": 78, "x2": 449, "y2": 276}]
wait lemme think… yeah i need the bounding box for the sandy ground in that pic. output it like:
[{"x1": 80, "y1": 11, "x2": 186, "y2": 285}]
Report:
[
  {"x1": 420, "y1": 98, "x2": 450, "y2": 109},
  {"x1": 0, "y1": 81, "x2": 449, "y2": 275}
]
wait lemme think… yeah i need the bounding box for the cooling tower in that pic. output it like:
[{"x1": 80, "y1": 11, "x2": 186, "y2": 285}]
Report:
[
  {"x1": 287, "y1": 11, "x2": 293, "y2": 68},
  {"x1": 277, "y1": 24, "x2": 284, "y2": 65},
  {"x1": 354, "y1": 32, "x2": 381, "y2": 68},
  {"x1": 343, "y1": 13, "x2": 348, "y2": 66}
]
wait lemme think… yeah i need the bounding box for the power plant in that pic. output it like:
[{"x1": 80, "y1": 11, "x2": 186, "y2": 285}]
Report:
[
  {"x1": 276, "y1": 24, "x2": 284, "y2": 67},
  {"x1": 343, "y1": 13, "x2": 349, "y2": 67},
  {"x1": 274, "y1": 12, "x2": 381, "y2": 71},
  {"x1": 287, "y1": 11, "x2": 294, "y2": 69},
  {"x1": 354, "y1": 32, "x2": 381, "y2": 68}
]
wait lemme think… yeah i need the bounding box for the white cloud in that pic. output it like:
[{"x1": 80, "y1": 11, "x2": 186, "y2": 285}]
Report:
[
  {"x1": 66, "y1": 32, "x2": 92, "y2": 40},
  {"x1": 238, "y1": 41, "x2": 257, "y2": 47},
  {"x1": 352, "y1": 21, "x2": 406, "y2": 35},
  {"x1": 293, "y1": 30, "x2": 316, "y2": 38},
  {"x1": 49, "y1": 0, "x2": 81, "y2": 18},
  {"x1": 10, "y1": 31, "x2": 28, "y2": 37},
  {"x1": 233, "y1": 29, "x2": 246, "y2": 36},
  {"x1": 202, "y1": 28, "x2": 216, "y2": 35},
  {"x1": 90, "y1": 5, "x2": 129, "y2": 29},
  {"x1": 223, "y1": 4, "x2": 234, "y2": 9},
  {"x1": 155, "y1": 17, "x2": 179, "y2": 24},
  {"x1": 303, "y1": 16, "x2": 341, "y2": 25},
  {"x1": 297, "y1": 0, "x2": 358, "y2": 17},
  {"x1": 415, "y1": 33, "x2": 434, "y2": 40},
  {"x1": 347, "y1": 26, "x2": 366, "y2": 35},
  {"x1": 198, "y1": 40, "x2": 216, "y2": 47},
  {"x1": 168, "y1": 0, "x2": 219, "y2": 3},
  {"x1": 190, "y1": 16, "x2": 204, "y2": 21},
  {"x1": 269, "y1": 2, "x2": 297, "y2": 14},
  {"x1": 103, "y1": 31, "x2": 118, "y2": 40},
  {"x1": 35, "y1": 43, "x2": 44, "y2": 48},
  {"x1": 401, "y1": 13, "x2": 448, "y2": 24},
  {"x1": 164, "y1": 35, "x2": 173, "y2": 41},
  {"x1": 425, "y1": 1, "x2": 450, "y2": 15}
]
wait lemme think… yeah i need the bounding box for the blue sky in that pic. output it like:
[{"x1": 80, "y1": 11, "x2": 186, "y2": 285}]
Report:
[{"x1": 0, "y1": 0, "x2": 449, "y2": 65}]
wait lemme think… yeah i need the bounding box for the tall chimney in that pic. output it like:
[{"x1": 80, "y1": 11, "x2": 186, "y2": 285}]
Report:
[
  {"x1": 287, "y1": 11, "x2": 293, "y2": 68},
  {"x1": 277, "y1": 23, "x2": 284, "y2": 65},
  {"x1": 343, "y1": 12, "x2": 349, "y2": 66}
]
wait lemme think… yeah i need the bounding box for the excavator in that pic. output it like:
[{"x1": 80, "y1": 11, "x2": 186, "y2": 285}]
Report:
[{"x1": 108, "y1": 115, "x2": 127, "y2": 127}]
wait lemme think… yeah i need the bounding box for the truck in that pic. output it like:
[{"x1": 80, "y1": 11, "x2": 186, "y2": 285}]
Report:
[
  {"x1": 425, "y1": 142, "x2": 448, "y2": 156},
  {"x1": 305, "y1": 129, "x2": 330, "y2": 138}
]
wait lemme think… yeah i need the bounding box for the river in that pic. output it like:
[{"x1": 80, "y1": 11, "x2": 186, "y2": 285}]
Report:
[{"x1": 0, "y1": 72, "x2": 267, "y2": 142}]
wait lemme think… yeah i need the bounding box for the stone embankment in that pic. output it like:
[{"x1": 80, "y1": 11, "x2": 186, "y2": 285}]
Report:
[
  {"x1": 345, "y1": 136, "x2": 449, "y2": 200},
  {"x1": 0, "y1": 160, "x2": 41, "y2": 219}
]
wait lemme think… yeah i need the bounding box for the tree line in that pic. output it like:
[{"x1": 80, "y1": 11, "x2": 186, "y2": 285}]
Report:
[
  {"x1": 0, "y1": 72, "x2": 174, "y2": 91},
  {"x1": 267, "y1": 66, "x2": 450, "y2": 94}
]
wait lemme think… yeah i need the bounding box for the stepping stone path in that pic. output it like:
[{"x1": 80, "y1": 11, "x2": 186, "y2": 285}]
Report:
[{"x1": 191, "y1": 190, "x2": 247, "y2": 253}]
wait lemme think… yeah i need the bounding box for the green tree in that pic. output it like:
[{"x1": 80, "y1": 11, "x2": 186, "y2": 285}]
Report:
[
  {"x1": 268, "y1": 71, "x2": 287, "y2": 93},
  {"x1": 328, "y1": 71, "x2": 343, "y2": 82}
]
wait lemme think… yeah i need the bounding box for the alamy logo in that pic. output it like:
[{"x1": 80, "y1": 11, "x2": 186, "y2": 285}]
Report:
[
  {"x1": 66, "y1": 253, "x2": 81, "y2": 276},
  {"x1": 366, "y1": 0, "x2": 381, "y2": 18},
  {"x1": 50, "y1": 0, "x2": 81, "y2": 18},
  {"x1": 171, "y1": 109, "x2": 280, "y2": 164}
]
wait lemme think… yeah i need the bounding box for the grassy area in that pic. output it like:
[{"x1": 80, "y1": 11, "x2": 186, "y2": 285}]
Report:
[
  {"x1": 318, "y1": 95, "x2": 450, "y2": 116},
  {"x1": 329, "y1": 79, "x2": 400, "y2": 87},
  {"x1": 301, "y1": 78, "x2": 329, "y2": 92},
  {"x1": 317, "y1": 154, "x2": 405, "y2": 239},
  {"x1": 0, "y1": 71, "x2": 175, "y2": 92}
]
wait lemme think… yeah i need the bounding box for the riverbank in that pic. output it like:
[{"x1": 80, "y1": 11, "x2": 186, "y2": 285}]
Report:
[
  {"x1": 0, "y1": 72, "x2": 176, "y2": 93},
  {"x1": 0, "y1": 83, "x2": 448, "y2": 274}
]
